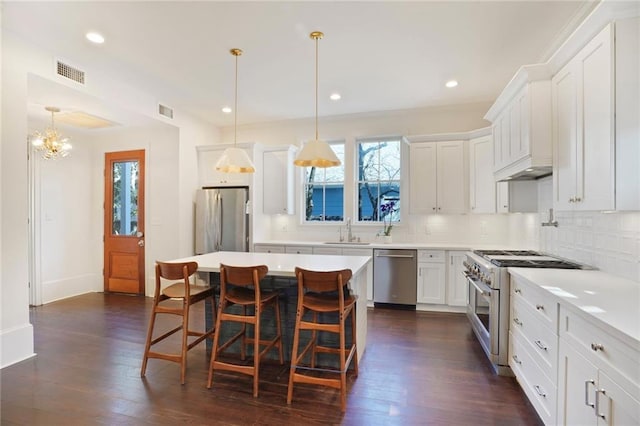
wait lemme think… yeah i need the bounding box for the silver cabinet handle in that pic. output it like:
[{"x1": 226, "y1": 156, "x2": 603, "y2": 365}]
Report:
[
  {"x1": 535, "y1": 304, "x2": 544, "y2": 311},
  {"x1": 595, "y1": 389, "x2": 607, "y2": 420},
  {"x1": 575, "y1": 197, "x2": 582, "y2": 202},
  {"x1": 513, "y1": 317, "x2": 523, "y2": 326},
  {"x1": 376, "y1": 253, "x2": 415, "y2": 259},
  {"x1": 584, "y1": 380, "x2": 595, "y2": 408},
  {"x1": 534, "y1": 340, "x2": 548, "y2": 351},
  {"x1": 591, "y1": 343, "x2": 604, "y2": 352},
  {"x1": 534, "y1": 385, "x2": 547, "y2": 398},
  {"x1": 514, "y1": 288, "x2": 521, "y2": 294},
  {"x1": 512, "y1": 355, "x2": 522, "y2": 365}
]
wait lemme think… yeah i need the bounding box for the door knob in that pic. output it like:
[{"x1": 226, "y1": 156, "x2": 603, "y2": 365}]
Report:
[{"x1": 138, "y1": 240, "x2": 145, "y2": 247}]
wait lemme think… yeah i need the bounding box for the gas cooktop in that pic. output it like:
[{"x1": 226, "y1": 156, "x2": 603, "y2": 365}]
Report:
[{"x1": 472, "y1": 250, "x2": 585, "y2": 269}]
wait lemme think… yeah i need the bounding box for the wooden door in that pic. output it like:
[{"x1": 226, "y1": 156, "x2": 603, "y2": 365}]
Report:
[{"x1": 104, "y1": 150, "x2": 145, "y2": 294}]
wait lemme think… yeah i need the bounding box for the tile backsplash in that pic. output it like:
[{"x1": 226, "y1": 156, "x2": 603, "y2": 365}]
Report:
[{"x1": 540, "y1": 211, "x2": 640, "y2": 282}]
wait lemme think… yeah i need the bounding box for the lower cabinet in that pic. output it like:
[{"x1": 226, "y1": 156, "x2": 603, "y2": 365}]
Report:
[
  {"x1": 558, "y1": 306, "x2": 640, "y2": 426},
  {"x1": 253, "y1": 244, "x2": 285, "y2": 253},
  {"x1": 446, "y1": 251, "x2": 467, "y2": 306},
  {"x1": 417, "y1": 250, "x2": 446, "y2": 304}
]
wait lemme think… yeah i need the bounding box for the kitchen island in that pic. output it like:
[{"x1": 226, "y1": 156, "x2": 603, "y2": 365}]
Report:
[{"x1": 169, "y1": 251, "x2": 372, "y2": 362}]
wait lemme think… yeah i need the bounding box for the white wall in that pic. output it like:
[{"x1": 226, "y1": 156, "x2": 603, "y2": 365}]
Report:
[{"x1": 1, "y1": 31, "x2": 219, "y2": 368}]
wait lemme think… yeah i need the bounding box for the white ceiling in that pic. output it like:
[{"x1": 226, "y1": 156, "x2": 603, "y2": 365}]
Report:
[{"x1": 4, "y1": 1, "x2": 595, "y2": 128}]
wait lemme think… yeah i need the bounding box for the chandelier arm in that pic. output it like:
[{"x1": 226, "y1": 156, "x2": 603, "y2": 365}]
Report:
[
  {"x1": 315, "y1": 35, "x2": 319, "y2": 141},
  {"x1": 234, "y1": 51, "x2": 238, "y2": 146}
]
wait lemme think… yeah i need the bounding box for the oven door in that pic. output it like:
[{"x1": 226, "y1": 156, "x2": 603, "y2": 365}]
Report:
[{"x1": 465, "y1": 273, "x2": 500, "y2": 362}]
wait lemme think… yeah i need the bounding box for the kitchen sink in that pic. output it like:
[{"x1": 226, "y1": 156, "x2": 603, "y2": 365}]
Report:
[{"x1": 323, "y1": 241, "x2": 370, "y2": 245}]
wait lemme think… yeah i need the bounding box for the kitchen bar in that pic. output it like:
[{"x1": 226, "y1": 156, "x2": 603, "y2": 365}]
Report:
[{"x1": 170, "y1": 250, "x2": 373, "y2": 362}]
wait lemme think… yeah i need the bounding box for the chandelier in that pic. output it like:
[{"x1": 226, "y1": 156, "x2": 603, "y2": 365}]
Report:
[{"x1": 31, "y1": 106, "x2": 72, "y2": 160}]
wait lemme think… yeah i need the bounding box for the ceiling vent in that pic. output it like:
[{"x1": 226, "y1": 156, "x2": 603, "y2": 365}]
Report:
[
  {"x1": 56, "y1": 60, "x2": 85, "y2": 85},
  {"x1": 158, "y1": 104, "x2": 174, "y2": 119}
]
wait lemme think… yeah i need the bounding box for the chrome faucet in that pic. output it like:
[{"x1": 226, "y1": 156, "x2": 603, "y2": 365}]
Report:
[
  {"x1": 346, "y1": 217, "x2": 354, "y2": 242},
  {"x1": 541, "y1": 208, "x2": 559, "y2": 227}
]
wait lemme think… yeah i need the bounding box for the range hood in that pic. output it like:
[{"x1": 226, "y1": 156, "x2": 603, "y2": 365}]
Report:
[{"x1": 496, "y1": 165, "x2": 552, "y2": 182}]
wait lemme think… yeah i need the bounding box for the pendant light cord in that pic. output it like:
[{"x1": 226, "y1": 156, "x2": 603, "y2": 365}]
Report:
[
  {"x1": 234, "y1": 51, "x2": 238, "y2": 146},
  {"x1": 315, "y1": 35, "x2": 319, "y2": 141}
]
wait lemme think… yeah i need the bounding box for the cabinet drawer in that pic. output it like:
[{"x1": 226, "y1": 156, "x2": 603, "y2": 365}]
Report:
[
  {"x1": 285, "y1": 246, "x2": 313, "y2": 255},
  {"x1": 511, "y1": 276, "x2": 557, "y2": 332},
  {"x1": 342, "y1": 248, "x2": 373, "y2": 257},
  {"x1": 417, "y1": 250, "x2": 445, "y2": 262},
  {"x1": 253, "y1": 244, "x2": 285, "y2": 253},
  {"x1": 312, "y1": 247, "x2": 342, "y2": 255},
  {"x1": 510, "y1": 330, "x2": 557, "y2": 425},
  {"x1": 560, "y1": 306, "x2": 640, "y2": 392},
  {"x1": 511, "y1": 296, "x2": 558, "y2": 380}
]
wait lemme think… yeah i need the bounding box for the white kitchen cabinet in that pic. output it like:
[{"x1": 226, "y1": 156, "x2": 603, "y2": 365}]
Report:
[
  {"x1": 469, "y1": 135, "x2": 496, "y2": 213},
  {"x1": 197, "y1": 144, "x2": 254, "y2": 187},
  {"x1": 558, "y1": 336, "x2": 640, "y2": 425},
  {"x1": 312, "y1": 247, "x2": 342, "y2": 255},
  {"x1": 285, "y1": 246, "x2": 313, "y2": 255},
  {"x1": 263, "y1": 147, "x2": 296, "y2": 215},
  {"x1": 496, "y1": 181, "x2": 538, "y2": 213},
  {"x1": 253, "y1": 244, "x2": 285, "y2": 253},
  {"x1": 446, "y1": 251, "x2": 467, "y2": 306},
  {"x1": 410, "y1": 140, "x2": 467, "y2": 214},
  {"x1": 416, "y1": 250, "x2": 446, "y2": 304},
  {"x1": 552, "y1": 23, "x2": 615, "y2": 211}
]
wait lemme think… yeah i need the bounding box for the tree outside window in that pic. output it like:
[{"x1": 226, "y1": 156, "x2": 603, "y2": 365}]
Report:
[
  {"x1": 303, "y1": 142, "x2": 345, "y2": 221},
  {"x1": 357, "y1": 138, "x2": 401, "y2": 226}
]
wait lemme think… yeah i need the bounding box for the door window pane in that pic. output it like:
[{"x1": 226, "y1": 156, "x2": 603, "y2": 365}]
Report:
[{"x1": 112, "y1": 160, "x2": 139, "y2": 235}]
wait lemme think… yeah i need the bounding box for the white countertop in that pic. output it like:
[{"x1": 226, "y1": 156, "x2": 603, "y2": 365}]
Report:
[
  {"x1": 508, "y1": 268, "x2": 640, "y2": 348},
  {"x1": 171, "y1": 251, "x2": 372, "y2": 278},
  {"x1": 254, "y1": 240, "x2": 526, "y2": 251}
]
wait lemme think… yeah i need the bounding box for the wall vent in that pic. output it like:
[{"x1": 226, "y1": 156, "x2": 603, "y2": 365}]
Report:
[
  {"x1": 158, "y1": 104, "x2": 174, "y2": 119},
  {"x1": 56, "y1": 60, "x2": 85, "y2": 85}
]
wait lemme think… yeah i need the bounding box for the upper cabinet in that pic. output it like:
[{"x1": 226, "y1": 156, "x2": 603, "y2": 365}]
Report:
[
  {"x1": 469, "y1": 135, "x2": 496, "y2": 213},
  {"x1": 409, "y1": 140, "x2": 468, "y2": 214},
  {"x1": 552, "y1": 24, "x2": 614, "y2": 211},
  {"x1": 197, "y1": 144, "x2": 254, "y2": 187},
  {"x1": 263, "y1": 146, "x2": 297, "y2": 215},
  {"x1": 485, "y1": 69, "x2": 553, "y2": 182}
]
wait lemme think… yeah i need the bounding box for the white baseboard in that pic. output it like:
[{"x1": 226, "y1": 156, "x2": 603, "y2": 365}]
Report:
[
  {"x1": 42, "y1": 273, "x2": 102, "y2": 304},
  {"x1": 1, "y1": 323, "x2": 35, "y2": 369}
]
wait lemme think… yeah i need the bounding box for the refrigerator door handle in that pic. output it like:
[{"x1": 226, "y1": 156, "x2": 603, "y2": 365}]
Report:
[{"x1": 215, "y1": 192, "x2": 222, "y2": 251}]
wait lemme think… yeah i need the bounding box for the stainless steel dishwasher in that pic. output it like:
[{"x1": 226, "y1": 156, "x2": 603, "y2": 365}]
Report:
[{"x1": 373, "y1": 249, "x2": 417, "y2": 308}]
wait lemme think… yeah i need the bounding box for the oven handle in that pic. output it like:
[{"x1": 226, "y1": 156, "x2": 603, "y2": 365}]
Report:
[{"x1": 464, "y1": 273, "x2": 492, "y2": 296}]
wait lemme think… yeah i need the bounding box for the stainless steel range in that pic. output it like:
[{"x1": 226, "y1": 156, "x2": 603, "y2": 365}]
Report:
[{"x1": 464, "y1": 249, "x2": 585, "y2": 376}]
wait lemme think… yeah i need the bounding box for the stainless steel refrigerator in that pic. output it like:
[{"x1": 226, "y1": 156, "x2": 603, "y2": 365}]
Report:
[{"x1": 195, "y1": 187, "x2": 250, "y2": 254}]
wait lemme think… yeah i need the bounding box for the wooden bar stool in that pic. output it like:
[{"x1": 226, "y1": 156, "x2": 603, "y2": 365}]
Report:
[
  {"x1": 141, "y1": 261, "x2": 216, "y2": 384},
  {"x1": 287, "y1": 267, "x2": 358, "y2": 411},
  {"x1": 207, "y1": 264, "x2": 284, "y2": 397}
]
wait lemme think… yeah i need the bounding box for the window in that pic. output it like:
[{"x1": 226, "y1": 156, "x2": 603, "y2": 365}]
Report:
[
  {"x1": 303, "y1": 142, "x2": 345, "y2": 222},
  {"x1": 356, "y1": 138, "x2": 401, "y2": 225}
]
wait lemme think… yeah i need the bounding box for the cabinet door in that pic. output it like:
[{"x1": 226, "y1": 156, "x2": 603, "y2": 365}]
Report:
[
  {"x1": 500, "y1": 114, "x2": 511, "y2": 170},
  {"x1": 263, "y1": 150, "x2": 294, "y2": 214},
  {"x1": 253, "y1": 244, "x2": 285, "y2": 253},
  {"x1": 417, "y1": 262, "x2": 445, "y2": 304},
  {"x1": 576, "y1": 24, "x2": 614, "y2": 211},
  {"x1": 497, "y1": 181, "x2": 510, "y2": 213},
  {"x1": 446, "y1": 251, "x2": 467, "y2": 306},
  {"x1": 469, "y1": 136, "x2": 496, "y2": 213},
  {"x1": 493, "y1": 123, "x2": 503, "y2": 171},
  {"x1": 410, "y1": 143, "x2": 437, "y2": 213},
  {"x1": 552, "y1": 61, "x2": 578, "y2": 211},
  {"x1": 198, "y1": 147, "x2": 252, "y2": 187},
  {"x1": 436, "y1": 140, "x2": 467, "y2": 213},
  {"x1": 509, "y1": 87, "x2": 530, "y2": 163},
  {"x1": 558, "y1": 341, "x2": 598, "y2": 425},
  {"x1": 597, "y1": 370, "x2": 640, "y2": 426}
]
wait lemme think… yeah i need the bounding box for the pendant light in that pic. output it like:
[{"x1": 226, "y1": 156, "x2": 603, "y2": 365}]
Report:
[
  {"x1": 293, "y1": 31, "x2": 341, "y2": 168},
  {"x1": 215, "y1": 48, "x2": 255, "y2": 173}
]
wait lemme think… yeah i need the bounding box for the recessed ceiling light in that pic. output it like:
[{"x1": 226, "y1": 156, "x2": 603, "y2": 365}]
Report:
[
  {"x1": 222, "y1": 106, "x2": 232, "y2": 114},
  {"x1": 330, "y1": 93, "x2": 341, "y2": 101},
  {"x1": 445, "y1": 80, "x2": 458, "y2": 88},
  {"x1": 86, "y1": 32, "x2": 105, "y2": 44}
]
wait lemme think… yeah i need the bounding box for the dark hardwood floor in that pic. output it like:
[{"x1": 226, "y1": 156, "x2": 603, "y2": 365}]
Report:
[{"x1": 1, "y1": 293, "x2": 542, "y2": 425}]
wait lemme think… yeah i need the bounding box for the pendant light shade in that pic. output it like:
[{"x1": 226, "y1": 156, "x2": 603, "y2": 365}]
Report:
[
  {"x1": 216, "y1": 48, "x2": 255, "y2": 173},
  {"x1": 294, "y1": 31, "x2": 341, "y2": 168}
]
